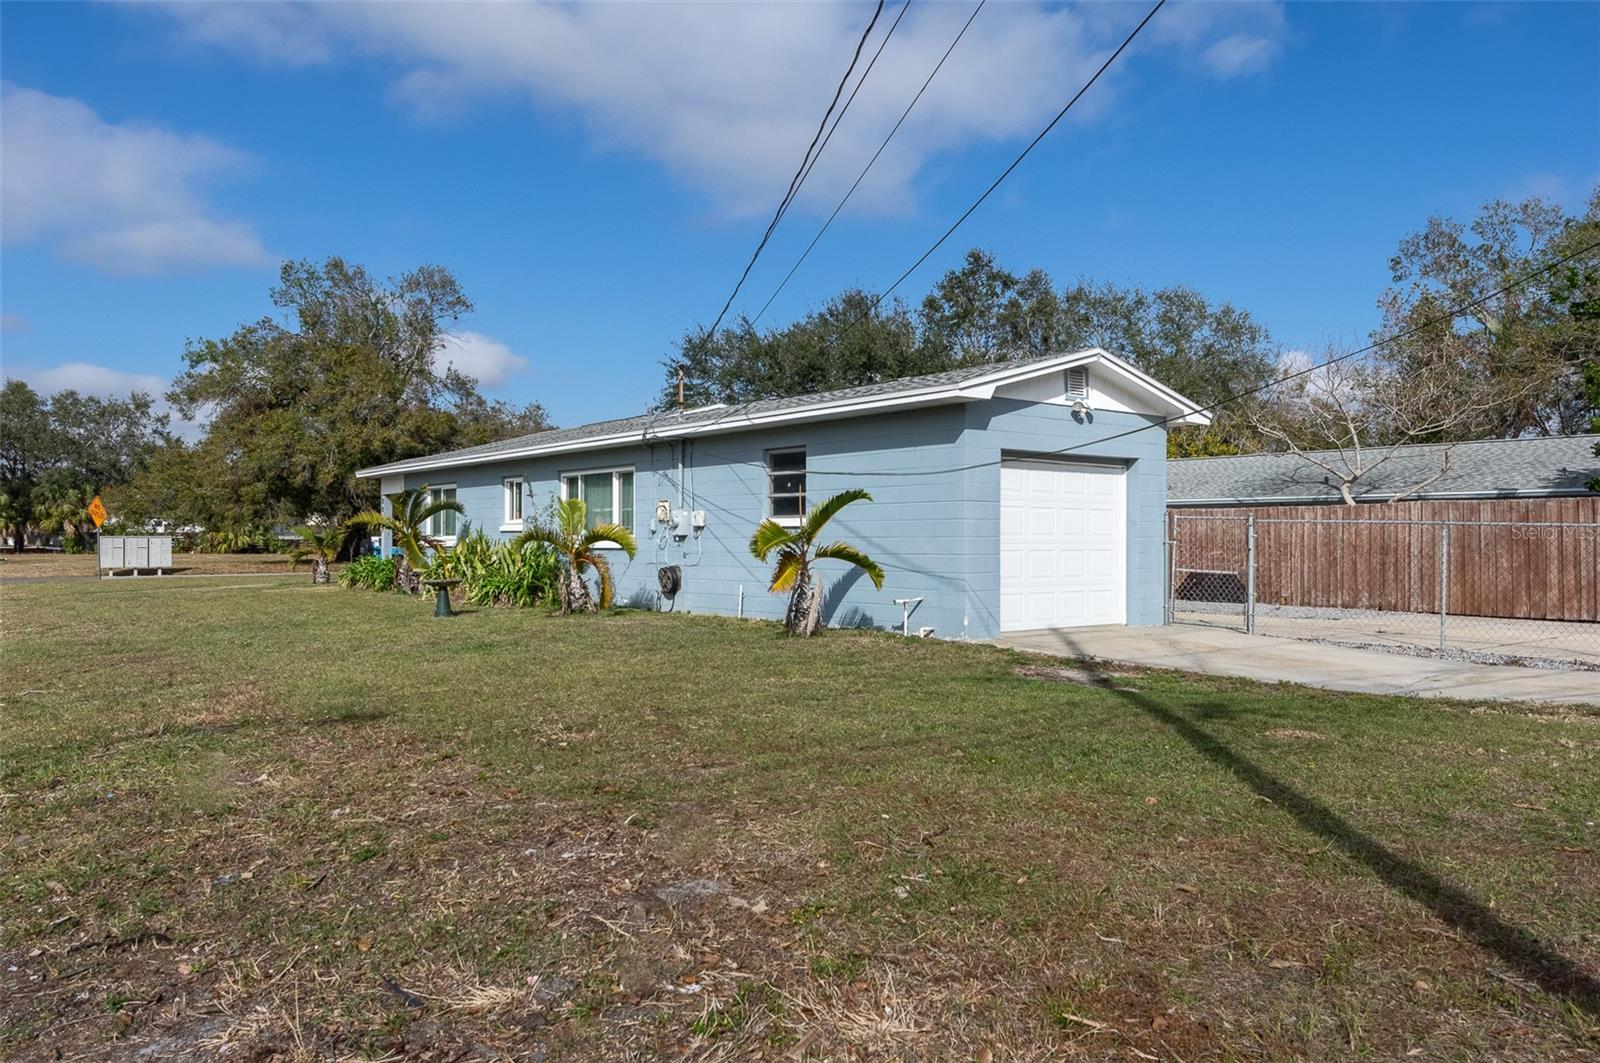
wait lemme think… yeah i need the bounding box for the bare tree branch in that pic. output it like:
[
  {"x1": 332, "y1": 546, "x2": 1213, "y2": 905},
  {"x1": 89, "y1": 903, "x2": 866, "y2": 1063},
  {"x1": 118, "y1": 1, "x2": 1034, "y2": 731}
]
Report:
[{"x1": 1247, "y1": 344, "x2": 1518, "y2": 505}]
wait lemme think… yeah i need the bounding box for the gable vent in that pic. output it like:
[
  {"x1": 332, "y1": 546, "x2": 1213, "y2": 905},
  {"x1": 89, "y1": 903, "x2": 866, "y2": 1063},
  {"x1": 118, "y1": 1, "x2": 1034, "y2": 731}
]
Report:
[{"x1": 1065, "y1": 367, "x2": 1089, "y2": 399}]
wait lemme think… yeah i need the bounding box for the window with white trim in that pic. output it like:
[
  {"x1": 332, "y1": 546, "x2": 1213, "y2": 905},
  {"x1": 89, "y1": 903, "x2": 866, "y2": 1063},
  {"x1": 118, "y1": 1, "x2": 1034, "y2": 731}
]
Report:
[
  {"x1": 560, "y1": 467, "x2": 634, "y2": 536},
  {"x1": 766, "y1": 447, "x2": 806, "y2": 524},
  {"x1": 502, "y1": 477, "x2": 524, "y2": 528},
  {"x1": 425, "y1": 485, "x2": 458, "y2": 538}
]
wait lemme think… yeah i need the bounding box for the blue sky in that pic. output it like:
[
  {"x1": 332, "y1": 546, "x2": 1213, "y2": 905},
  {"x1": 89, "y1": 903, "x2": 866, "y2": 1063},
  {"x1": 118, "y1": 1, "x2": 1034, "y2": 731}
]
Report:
[{"x1": 2, "y1": 1, "x2": 1597, "y2": 430}]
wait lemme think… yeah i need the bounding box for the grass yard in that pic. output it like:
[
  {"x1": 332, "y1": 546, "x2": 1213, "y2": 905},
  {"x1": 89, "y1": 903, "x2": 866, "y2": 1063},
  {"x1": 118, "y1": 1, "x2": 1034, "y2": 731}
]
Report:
[
  {"x1": 2, "y1": 576, "x2": 1597, "y2": 1061},
  {"x1": 0, "y1": 551, "x2": 307, "y2": 580}
]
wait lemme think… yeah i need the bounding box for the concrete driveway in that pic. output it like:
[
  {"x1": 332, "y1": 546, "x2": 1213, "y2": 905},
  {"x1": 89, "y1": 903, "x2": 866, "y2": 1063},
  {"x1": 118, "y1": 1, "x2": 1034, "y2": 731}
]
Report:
[{"x1": 999, "y1": 624, "x2": 1600, "y2": 707}]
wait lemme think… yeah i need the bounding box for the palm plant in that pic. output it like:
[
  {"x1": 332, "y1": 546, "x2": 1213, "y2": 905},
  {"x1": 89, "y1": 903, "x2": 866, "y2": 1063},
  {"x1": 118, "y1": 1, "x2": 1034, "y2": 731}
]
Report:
[
  {"x1": 512, "y1": 497, "x2": 636, "y2": 614},
  {"x1": 32, "y1": 474, "x2": 96, "y2": 553},
  {"x1": 349, "y1": 485, "x2": 465, "y2": 595},
  {"x1": 749, "y1": 488, "x2": 884, "y2": 637},
  {"x1": 198, "y1": 523, "x2": 273, "y2": 554},
  {"x1": 289, "y1": 524, "x2": 341, "y2": 584}
]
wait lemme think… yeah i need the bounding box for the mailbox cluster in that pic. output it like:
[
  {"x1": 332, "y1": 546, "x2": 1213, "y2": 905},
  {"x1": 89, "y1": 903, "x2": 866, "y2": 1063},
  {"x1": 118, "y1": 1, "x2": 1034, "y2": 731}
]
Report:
[{"x1": 98, "y1": 535, "x2": 174, "y2": 576}]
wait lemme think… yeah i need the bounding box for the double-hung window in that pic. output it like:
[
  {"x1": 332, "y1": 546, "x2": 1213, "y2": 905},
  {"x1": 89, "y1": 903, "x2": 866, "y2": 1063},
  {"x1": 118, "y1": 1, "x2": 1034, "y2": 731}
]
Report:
[
  {"x1": 502, "y1": 477, "x2": 524, "y2": 530},
  {"x1": 425, "y1": 485, "x2": 458, "y2": 540},
  {"x1": 560, "y1": 467, "x2": 634, "y2": 544},
  {"x1": 766, "y1": 448, "x2": 806, "y2": 524}
]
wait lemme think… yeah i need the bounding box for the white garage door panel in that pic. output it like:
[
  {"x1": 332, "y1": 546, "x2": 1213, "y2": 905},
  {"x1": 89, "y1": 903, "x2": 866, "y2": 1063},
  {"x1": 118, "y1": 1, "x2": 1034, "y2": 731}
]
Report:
[{"x1": 999, "y1": 459, "x2": 1126, "y2": 631}]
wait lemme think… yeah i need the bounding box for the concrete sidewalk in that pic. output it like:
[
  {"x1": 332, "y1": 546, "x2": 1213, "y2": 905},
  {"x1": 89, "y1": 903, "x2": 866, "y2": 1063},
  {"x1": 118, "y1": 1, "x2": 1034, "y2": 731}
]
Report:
[{"x1": 999, "y1": 624, "x2": 1600, "y2": 707}]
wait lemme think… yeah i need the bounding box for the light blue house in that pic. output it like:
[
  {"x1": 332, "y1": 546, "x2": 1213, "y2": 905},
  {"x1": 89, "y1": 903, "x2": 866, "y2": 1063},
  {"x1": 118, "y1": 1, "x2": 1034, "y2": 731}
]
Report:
[{"x1": 357, "y1": 349, "x2": 1208, "y2": 639}]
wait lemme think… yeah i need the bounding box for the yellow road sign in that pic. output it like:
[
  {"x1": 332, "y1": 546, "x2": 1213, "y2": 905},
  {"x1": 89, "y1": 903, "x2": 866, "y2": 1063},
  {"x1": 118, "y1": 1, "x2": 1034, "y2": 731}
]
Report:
[{"x1": 88, "y1": 496, "x2": 108, "y2": 528}]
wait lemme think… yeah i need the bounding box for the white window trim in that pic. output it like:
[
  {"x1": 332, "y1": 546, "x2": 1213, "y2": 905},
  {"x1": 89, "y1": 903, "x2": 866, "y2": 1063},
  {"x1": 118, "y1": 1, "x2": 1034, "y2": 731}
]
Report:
[
  {"x1": 424, "y1": 483, "x2": 459, "y2": 545},
  {"x1": 501, "y1": 476, "x2": 525, "y2": 532},
  {"x1": 558, "y1": 465, "x2": 634, "y2": 549},
  {"x1": 766, "y1": 447, "x2": 807, "y2": 527}
]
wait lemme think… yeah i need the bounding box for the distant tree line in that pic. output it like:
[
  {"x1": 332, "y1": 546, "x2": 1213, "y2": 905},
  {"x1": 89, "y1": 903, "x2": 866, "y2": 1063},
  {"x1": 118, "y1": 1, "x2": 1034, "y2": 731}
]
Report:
[
  {"x1": 0, "y1": 384, "x2": 170, "y2": 552},
  {"x1": 662, "y1": 190, "x2": 1600, "y2": 468},
  {"x1": 661, "y1": 249, "x2": 1276, "y2": 457}
]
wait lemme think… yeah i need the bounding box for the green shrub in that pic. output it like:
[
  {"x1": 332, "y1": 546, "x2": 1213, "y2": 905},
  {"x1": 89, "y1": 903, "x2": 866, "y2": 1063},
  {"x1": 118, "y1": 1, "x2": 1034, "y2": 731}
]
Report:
[
  {"x1": 197, "y1": 523, "x2": 276, "y2": 554},
  {"x1": 420, "y1": 529, "x2": 559, "y2": 608},
  {"x1": 339, "y1": 554, "x2": 397, "y2": 591},
  {"x1": 467, "y1": 541, "x2": 560, "y2": 607}
]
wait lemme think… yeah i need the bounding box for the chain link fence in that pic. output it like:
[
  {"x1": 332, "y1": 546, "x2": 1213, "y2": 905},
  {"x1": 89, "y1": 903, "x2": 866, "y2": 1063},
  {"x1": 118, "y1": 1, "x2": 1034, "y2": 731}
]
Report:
[{"x1": 1167, "y1": 512, "x2": 1600, "y2": 670}]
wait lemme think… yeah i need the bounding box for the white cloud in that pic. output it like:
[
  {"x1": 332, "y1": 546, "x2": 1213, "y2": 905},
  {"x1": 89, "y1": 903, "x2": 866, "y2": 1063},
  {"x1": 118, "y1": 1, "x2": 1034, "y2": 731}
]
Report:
[
  {"x1": 152, "y1": 1, "x2": 1287, "y2": 216},
  {"x1": 432, "y1": 331, "x2": 529, "y2": 389},
  {"x1": 1147, "y1": 2, "x2": 1287, "y2": 78},
  {"x1": 0, "y1": 83, "x2": 269, "y2": 274},
  {"x1": 1277, "y1": 349, "x2": 1315, "y2": 376},
  {"x1": 26, "y1": 361, "x2": 168, "y2": 398},
  {"x1": 1274, "y1": 348, "x2": 1349, "y2": 398},
  {"x1": 19, "y1": 361, "x2": 204, "y2": 440},
  {"x1": 1200, "y1": 33, "x2": 1280, "y2": 77}
]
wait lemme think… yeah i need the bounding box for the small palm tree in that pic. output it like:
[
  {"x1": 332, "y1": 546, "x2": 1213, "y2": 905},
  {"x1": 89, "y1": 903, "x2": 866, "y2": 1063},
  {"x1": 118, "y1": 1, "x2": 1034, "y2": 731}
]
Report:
[
  {"x1": 289, "y1": 524, "x2": 341, "y2": 584},
  {"x1": 513, "y1": 497, "x2": 636, "y2": 614},
  {"x1": 349, "y1": 486, "x2": 465, "y2": 594},
  {"x1": 749, "y1": 488, "x2": 884, "y2": 637},
  {"x1": 33, "y1": 475, "x2": 96, "y2": 552}
]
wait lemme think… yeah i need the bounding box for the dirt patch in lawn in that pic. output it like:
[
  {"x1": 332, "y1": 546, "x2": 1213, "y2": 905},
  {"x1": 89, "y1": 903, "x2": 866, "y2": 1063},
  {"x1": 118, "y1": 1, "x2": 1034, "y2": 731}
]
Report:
[
  {"x1": 1266, "y1": 727, "x2": 1330, "y2": 741},
  {"x1": 1014, "y1": 663, "x2": 1140, "y2": 686},
  {"x1": 0, "y1": 717, "x2": 1269, "y2": 1061},
  {"x1": 7, "y1": 714, "x2": 1596, "y2": 1061}
]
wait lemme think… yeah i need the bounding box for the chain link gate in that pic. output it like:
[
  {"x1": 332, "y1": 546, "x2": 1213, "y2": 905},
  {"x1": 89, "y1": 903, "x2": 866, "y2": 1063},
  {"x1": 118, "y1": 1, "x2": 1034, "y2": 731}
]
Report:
[
  {"x1": 1168, "y1": 512, "x2": 1600, "y2": 670},
  {"x1": 1167, "y1": 513, "x2": 1251, "y2": 631}
]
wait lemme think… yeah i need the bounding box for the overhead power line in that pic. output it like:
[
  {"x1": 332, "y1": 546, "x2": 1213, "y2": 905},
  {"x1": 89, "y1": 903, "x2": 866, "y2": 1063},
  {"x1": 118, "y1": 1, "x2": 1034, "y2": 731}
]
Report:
[
  {"x1": 680, "y1": 0, "x2": 1164, "y2": 440},
  {"x1": 781, "y1": 0, "x2": 915, "y2": 239},
  {"x1": 753, "y1": 0, "x2": 988, "y2": 326},
  {"x1": 701, "y1": 0, "x2": 891, "y2": 341},
  {"x1": 849, "y1": 0, "x2": 1167, "y2": 336}
]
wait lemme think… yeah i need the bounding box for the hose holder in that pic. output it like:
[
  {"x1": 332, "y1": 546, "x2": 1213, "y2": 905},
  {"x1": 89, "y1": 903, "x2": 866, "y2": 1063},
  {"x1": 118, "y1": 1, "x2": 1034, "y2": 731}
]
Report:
[{"x1": 658, "y1": 564, "x2": 683, "y2": 599}]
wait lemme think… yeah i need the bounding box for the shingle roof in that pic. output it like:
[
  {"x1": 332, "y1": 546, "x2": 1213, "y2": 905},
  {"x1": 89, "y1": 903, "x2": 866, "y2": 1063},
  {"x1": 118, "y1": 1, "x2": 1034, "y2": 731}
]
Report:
[
  {"x1": 358, "y1": 353, "x2": 1120, "y2": 477},
  {"x1": 438, "y1": 360, "x2": 1013, "y2": 460},
  {"x1": 1168, "y1": 435, "x2": 1600, "y2": 504}
]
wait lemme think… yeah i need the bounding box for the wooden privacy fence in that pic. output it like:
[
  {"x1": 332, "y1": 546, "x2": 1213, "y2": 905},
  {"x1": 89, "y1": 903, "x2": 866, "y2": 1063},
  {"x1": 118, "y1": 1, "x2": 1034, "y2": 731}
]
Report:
[{"x1": 1169, "y1": 498, "x2": 1600, "y2": 623}]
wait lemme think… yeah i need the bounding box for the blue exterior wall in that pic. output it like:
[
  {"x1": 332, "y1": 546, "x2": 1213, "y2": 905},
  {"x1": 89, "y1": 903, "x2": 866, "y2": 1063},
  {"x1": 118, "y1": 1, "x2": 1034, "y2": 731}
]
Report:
[{"x1": 398, "y1": 399, "x2": 1168, "y2": 640}]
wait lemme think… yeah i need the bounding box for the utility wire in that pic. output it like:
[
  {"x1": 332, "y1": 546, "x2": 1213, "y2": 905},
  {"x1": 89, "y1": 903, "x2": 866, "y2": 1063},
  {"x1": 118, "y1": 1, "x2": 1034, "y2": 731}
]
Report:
[
  {"x1": 701, "y1": 0, "x2": 888, "y2": 341},
  {"x1": 680, "y1": 0, "x2": 1163, "y2": 441},
  {"x1": 641, "y1": 0, "x2": 895, "y2": 443},
  {"x1": 781, "y1": 0, "x2": 914, "y2": 239},
  {"x1": 819, "y1": 0, "x2": 1167, "y2": 348},
  {"x1": 689, "y1": 237, "x2": 1600, "y2": 479},
  {"x1": 753, "y1": 0, "x2": 987, "y2": 326}
]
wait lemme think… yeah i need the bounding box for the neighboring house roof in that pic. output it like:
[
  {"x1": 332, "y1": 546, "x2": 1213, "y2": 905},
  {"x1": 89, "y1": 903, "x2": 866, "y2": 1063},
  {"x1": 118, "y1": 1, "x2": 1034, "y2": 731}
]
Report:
[
  {"x1": 358, "y1": 348, "x2": 1210, "y2": 478},
  {"x1": 1168, "y1": 434, "x2": 1600, "y2": 505}
]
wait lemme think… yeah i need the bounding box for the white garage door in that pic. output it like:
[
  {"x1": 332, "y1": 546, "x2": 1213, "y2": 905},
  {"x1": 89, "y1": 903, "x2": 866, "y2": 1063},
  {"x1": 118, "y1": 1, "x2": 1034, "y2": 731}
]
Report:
[{"x1": 1000, "y1": 459, "x2": 1127, "y2": 631}]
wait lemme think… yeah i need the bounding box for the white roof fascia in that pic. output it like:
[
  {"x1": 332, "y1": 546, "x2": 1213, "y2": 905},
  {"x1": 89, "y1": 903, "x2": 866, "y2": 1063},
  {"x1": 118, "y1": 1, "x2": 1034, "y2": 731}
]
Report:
[{"x1": 357, "y1": 349, "x2": 1211, "y2": 478}]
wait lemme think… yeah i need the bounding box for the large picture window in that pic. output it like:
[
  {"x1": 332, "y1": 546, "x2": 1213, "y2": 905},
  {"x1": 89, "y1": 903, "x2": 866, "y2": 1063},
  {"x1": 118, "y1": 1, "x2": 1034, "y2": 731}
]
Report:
[
  {"x1": 560, "y1": 467, "x2": 634, "y2": 538},
  {"x1": 425, "y1": 485, "x2": 458, "y2": 539},
  {"x1": 766, "y1": 448, "x2": 806, "y2": 523}
]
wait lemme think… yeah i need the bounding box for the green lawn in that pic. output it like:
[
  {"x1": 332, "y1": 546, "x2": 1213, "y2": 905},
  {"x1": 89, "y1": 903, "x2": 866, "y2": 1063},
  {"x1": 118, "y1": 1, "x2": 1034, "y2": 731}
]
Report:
[{"x1": 2, "y1": 575, "x2": 1597, "y2": 1060}]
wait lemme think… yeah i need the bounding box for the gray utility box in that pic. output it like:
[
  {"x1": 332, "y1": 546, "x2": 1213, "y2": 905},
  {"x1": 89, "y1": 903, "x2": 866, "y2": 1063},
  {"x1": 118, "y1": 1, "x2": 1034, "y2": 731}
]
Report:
[{"x1": 99, "y1": 535, "x2": 173, "y2": 575}]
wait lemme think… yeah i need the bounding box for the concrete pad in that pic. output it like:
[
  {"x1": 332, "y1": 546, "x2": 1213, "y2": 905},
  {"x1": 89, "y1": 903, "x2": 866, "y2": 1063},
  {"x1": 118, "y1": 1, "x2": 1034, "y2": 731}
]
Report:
[
  {"x1": 998, "y1": 624, "x2": 1600, "y2": 707},
  {"x1": 1172, "y1": 606, "x2": 1600, "y2": 668}
]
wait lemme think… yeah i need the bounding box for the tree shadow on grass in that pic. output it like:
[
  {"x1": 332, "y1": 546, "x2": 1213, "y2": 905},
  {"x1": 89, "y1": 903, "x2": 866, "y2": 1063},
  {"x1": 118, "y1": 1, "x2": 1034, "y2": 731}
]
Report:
[{"x1": 1053, "y1": 636, "x2": 1600, "y2": 1016}]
